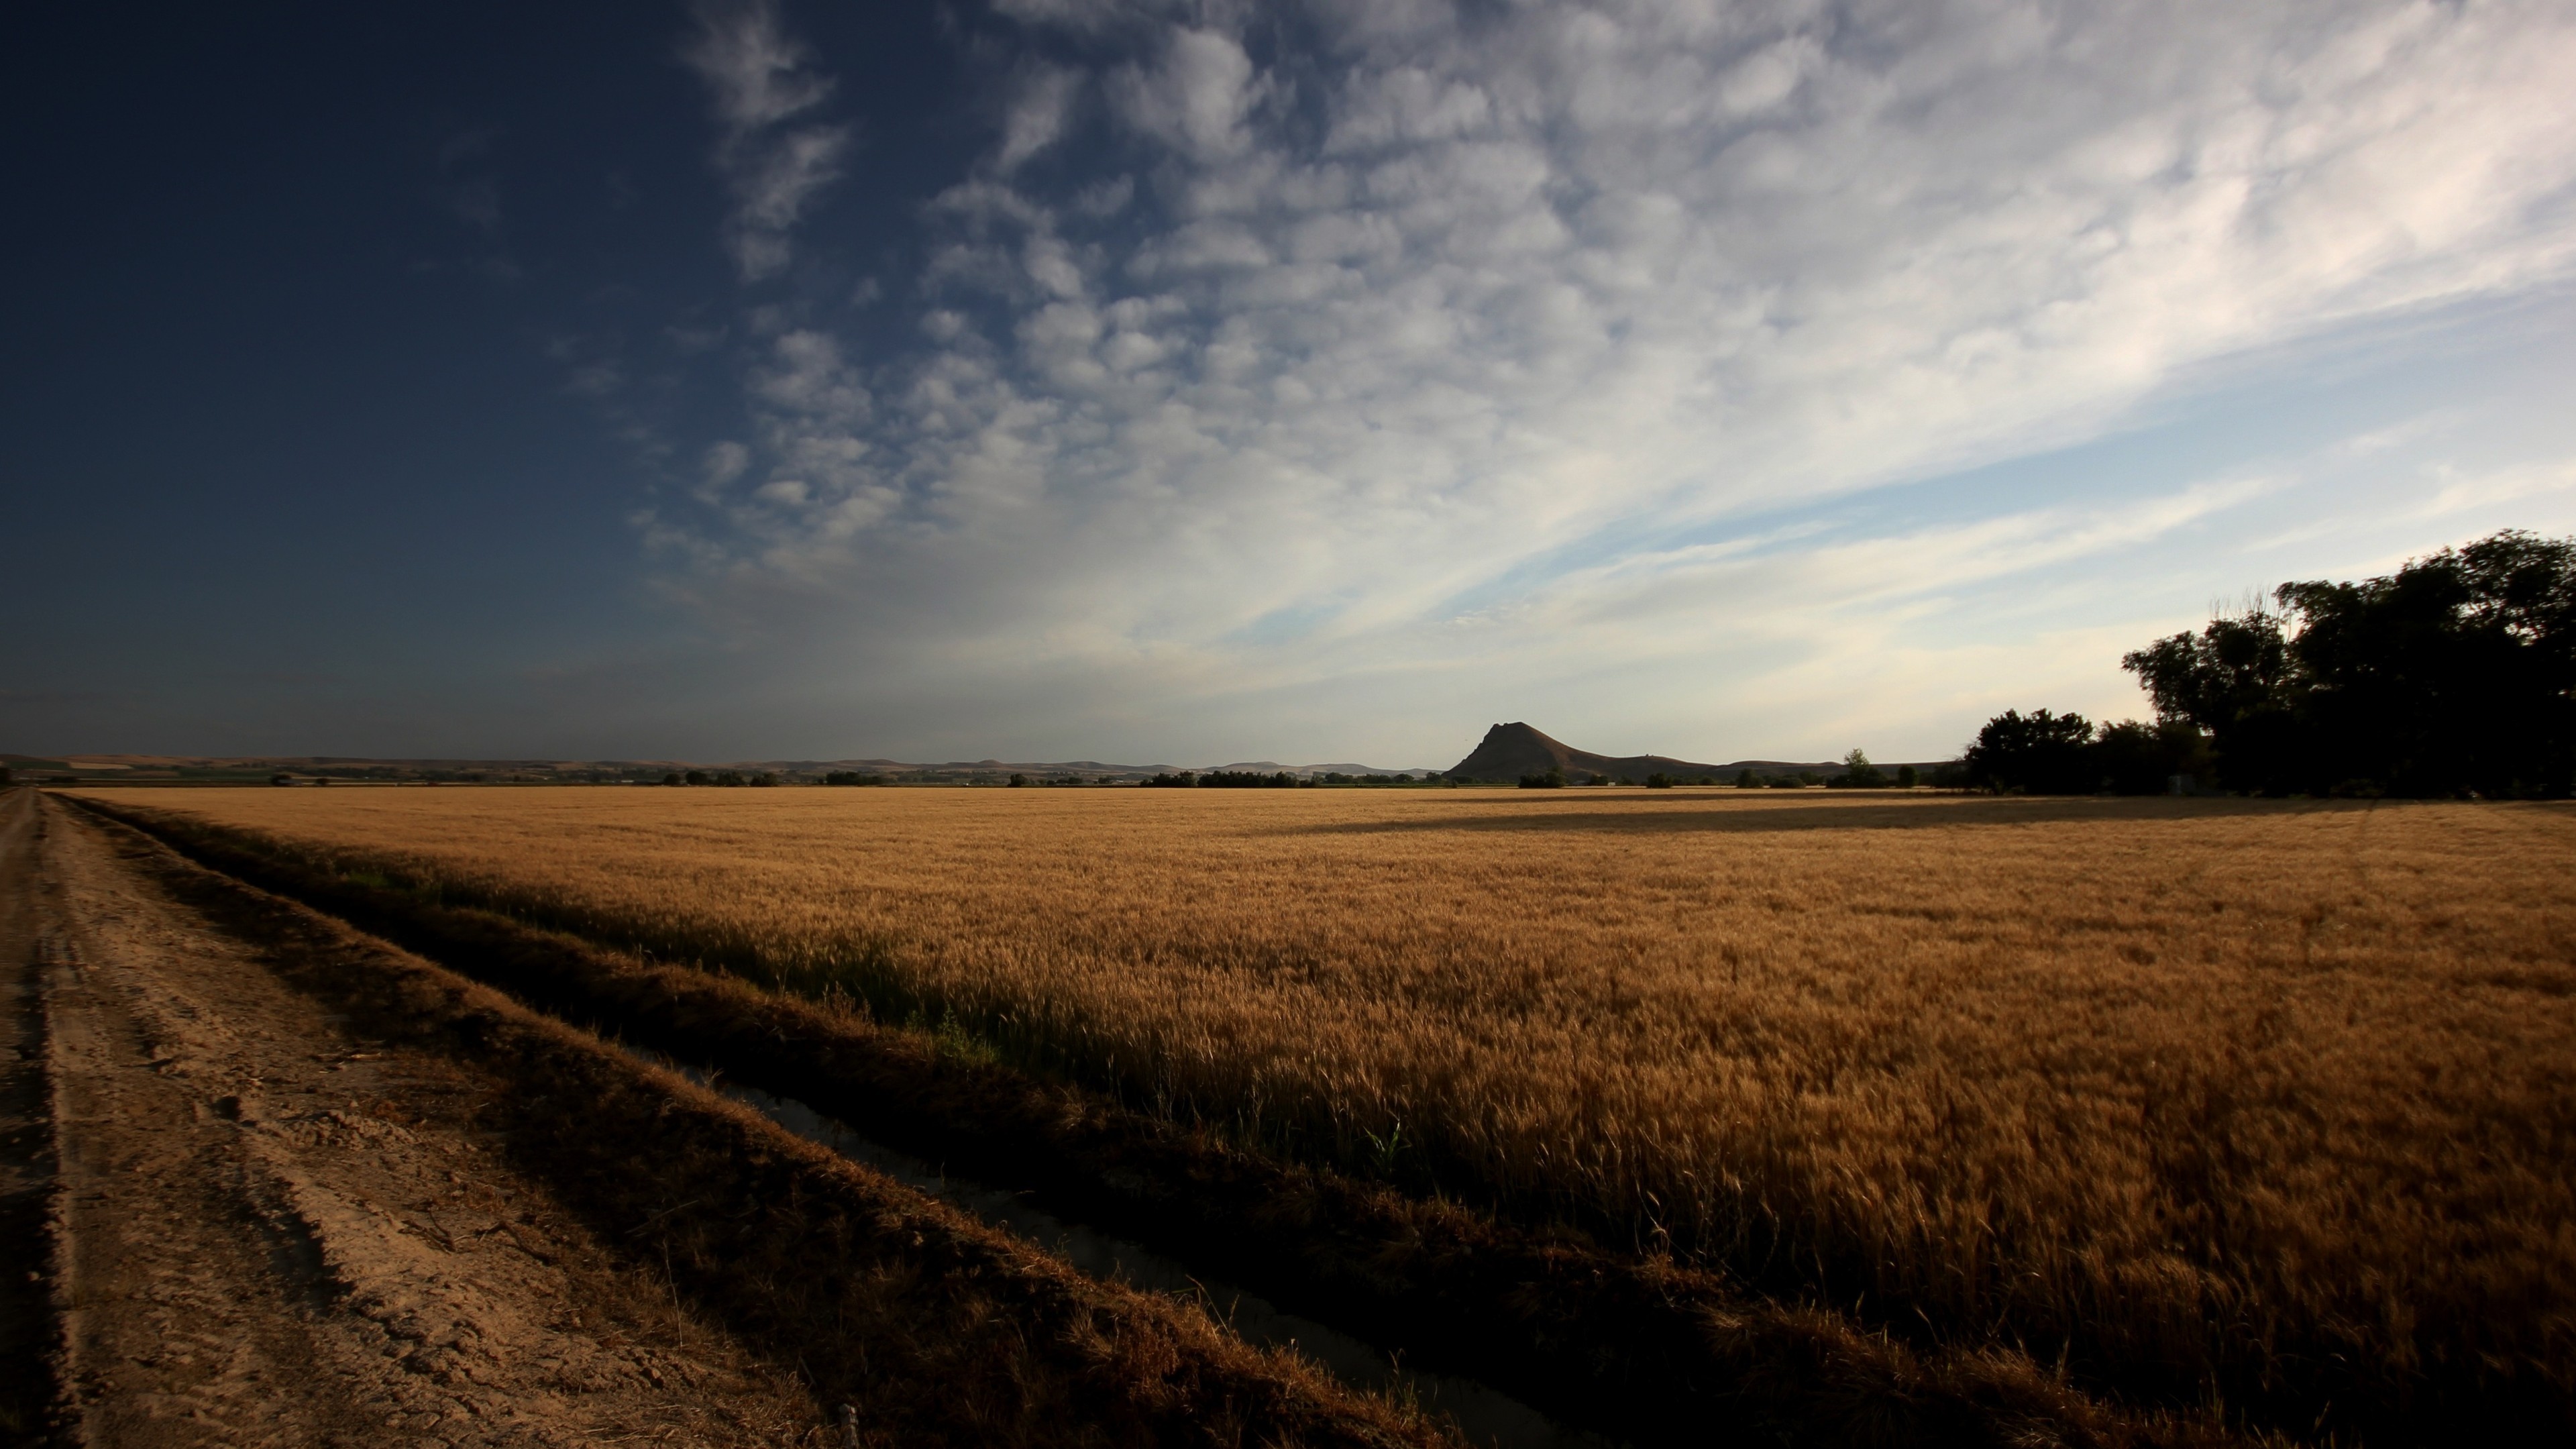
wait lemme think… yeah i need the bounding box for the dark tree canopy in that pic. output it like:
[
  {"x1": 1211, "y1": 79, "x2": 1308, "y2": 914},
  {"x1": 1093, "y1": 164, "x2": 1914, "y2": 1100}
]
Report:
[
  {"x1": 1963, "y1": 708, "x2": 2098, "y2": 794},
  {"x1": 2121, "y1": 530, "x2": 2575, "y2": 796}
]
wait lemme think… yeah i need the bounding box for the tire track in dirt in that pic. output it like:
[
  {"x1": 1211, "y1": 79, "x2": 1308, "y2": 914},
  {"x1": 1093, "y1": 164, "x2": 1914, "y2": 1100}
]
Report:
[
  {"x1": 22, "y1": 789, "x2": 1445, "y2": 1449},
  {"x1": 21, "y1": 786, "x2": 824, "y2": 1447}
]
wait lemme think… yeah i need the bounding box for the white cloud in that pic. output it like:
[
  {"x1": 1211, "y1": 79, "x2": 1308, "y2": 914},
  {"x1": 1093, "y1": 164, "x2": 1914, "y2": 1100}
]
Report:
[
  {"x1": 683, "y1": 0, "x2": 850, "y2": 281},
  {"x1": 702, "y1": 440, "x2": 751, "y2": 490},
  {"x1": 2423, "y1": 455, "x2": 2576, "y2": 516},
  {"x1": 998, "y1": 64, "x2": 1086, "y2": 172},
  {"x1": 663, "y1": 0, "x2": 2576, "y2": 756},
  {"x1": 1108, "y1": 28, "x2": 1265, "y2": 162}
]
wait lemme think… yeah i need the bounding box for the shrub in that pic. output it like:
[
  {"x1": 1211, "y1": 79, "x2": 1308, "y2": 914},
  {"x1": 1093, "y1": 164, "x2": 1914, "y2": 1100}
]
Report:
[{"x1": 1827, "y1": 750, "x2": 1887, "y2": 788}]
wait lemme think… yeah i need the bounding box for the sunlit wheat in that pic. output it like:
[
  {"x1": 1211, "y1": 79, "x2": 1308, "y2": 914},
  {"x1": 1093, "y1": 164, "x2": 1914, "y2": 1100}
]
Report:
[{"x1": 109, "y1": 784, "x2": 2576, "y2": 1417}]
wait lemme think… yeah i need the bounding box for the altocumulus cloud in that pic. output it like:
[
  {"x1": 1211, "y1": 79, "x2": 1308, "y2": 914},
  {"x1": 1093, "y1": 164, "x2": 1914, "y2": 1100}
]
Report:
[
  {"x1": 683, "y1": 0, "x2": 852, "y2": 282},
  {"x1": 656, "y1": 0, "x2": 2576, "y2": 762}
]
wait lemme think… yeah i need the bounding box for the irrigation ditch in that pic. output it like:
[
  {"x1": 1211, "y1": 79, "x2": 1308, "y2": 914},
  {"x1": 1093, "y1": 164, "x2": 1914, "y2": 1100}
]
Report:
[{"x1": 64, "y1": 792, "x2": 2237, "y2": 1449}]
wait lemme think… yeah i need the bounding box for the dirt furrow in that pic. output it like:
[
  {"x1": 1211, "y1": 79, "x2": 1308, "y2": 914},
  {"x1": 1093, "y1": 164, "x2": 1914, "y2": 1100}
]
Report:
[
  {"x1": 12, "y1": 788, "x2": 1438, "y2": 1448},
  {"x1": 19, "y1": 786, "x2": 822, "y2": 1446}
]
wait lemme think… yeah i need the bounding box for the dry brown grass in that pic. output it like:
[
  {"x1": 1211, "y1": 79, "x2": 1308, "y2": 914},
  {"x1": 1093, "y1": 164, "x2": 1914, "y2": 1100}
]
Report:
[{"x1": 92, "y1": 785, "x2": 2576, "y2": 1433}]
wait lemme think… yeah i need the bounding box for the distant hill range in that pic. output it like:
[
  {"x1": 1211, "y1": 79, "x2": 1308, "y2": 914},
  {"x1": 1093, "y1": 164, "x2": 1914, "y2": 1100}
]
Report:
[
  {"x1": 7, "y1": 729, "x2": 1930, "y2": 786},
  {"x1": 1446, "y1": 722, "x2": 1844, "y2": 782},
  {"x1": 0, "y1": 752, "x2": 1448, "y2": 784}
]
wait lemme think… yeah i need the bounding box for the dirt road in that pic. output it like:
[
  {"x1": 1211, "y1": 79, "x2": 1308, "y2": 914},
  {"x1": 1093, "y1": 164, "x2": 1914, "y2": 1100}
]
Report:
[
  {"x1": 5, "y1": 788, "x2": 1437, "y2": 1449},
  {"x1": 3, "y1": 787, "x2": 824, "y2": 1446}
]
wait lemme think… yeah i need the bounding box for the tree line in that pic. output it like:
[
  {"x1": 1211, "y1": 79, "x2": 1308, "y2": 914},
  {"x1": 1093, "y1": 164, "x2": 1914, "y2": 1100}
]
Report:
[
  {"x1": 1511, "y1": 751, "x2": 1932, "y2": 790},
  {"x1": 1968, "y1": 529, "x2": 2573, "y2": 797},
  {"x1": 663, "y1": 769, "x2": 781, "y2": 787},
  {"x1": 1145, "y1": 770, "x2": 1305, "y2": 788}
]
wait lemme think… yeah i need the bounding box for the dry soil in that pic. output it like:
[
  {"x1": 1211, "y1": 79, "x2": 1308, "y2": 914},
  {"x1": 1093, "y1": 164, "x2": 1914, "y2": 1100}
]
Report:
[{"x1": 3, "y1": 787, "x2": 833, "y2": 1446}]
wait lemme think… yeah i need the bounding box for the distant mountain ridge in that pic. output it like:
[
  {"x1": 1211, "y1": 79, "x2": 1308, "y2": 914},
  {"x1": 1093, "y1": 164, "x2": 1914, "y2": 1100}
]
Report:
[{"x1": 1446, "y1": 722, "x2": 1840, "y2": 782}]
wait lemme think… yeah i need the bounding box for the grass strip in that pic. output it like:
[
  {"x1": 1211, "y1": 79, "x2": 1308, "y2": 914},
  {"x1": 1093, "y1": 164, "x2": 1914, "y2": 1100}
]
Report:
[
  {"x1": 73, "y1": 793, "x2": 2250, "y2": 1449},
  {"x1": 75, "y1": 796, "x2": 1440, "y2": 1449}
]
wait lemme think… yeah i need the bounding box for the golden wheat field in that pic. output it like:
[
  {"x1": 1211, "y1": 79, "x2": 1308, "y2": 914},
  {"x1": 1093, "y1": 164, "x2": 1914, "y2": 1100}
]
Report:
[{"x1": 93, "y1": 785, "x2": 2576, "y2": 1419}]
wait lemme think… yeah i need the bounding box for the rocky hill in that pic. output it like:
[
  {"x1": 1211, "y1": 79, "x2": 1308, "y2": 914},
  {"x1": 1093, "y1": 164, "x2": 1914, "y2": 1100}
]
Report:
[
  {"x1": 1442, "y1": 722, "x2": 1870, "y2": 782},
  {"x1": 1448, "y1": 722, "x2": 1712, "y2": 781}
]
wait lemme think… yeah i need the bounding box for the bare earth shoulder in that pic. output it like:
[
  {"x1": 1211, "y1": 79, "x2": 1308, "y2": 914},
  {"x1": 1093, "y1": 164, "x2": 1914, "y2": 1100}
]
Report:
[{"x1": 2, "y1": 790, "x2": 821, "y2": 1444}]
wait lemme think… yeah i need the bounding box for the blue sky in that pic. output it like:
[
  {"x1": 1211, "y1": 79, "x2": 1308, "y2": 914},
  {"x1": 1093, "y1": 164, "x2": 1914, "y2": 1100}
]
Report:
[{"x1": 5, "y1": 0, "x2": 2573, "y2": 767}]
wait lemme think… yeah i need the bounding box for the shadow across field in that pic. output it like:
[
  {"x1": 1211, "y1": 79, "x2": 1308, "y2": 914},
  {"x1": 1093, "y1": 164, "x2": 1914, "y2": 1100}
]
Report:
[{"x1": 1272, "y1": 794, "x2": 2359, "y2": 838}]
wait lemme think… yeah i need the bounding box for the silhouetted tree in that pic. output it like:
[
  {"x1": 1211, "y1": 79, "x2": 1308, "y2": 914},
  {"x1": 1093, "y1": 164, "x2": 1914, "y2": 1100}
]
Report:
[
  {"x1": 2122, "y1": 606, "x2": 2298, "y2": 792},
  {"x1": 2124, "y1": 530, "x2": 2574, "y2": 796},
  {"x1": 2275, "y1": 530, "x2": 2574, "y2": 796},
  {"x1": 2083, "y1": 720, "x2": 2208, "y2": 796},
  {"x1": 1964, "y1": 710, "x2": 2095, "y2": 793}
]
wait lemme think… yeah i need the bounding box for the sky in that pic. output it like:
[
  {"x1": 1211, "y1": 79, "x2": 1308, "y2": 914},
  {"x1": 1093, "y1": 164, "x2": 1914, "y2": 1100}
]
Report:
[{"x1": 4, "y1": 0, "x2": 2573, "y2": 768}]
